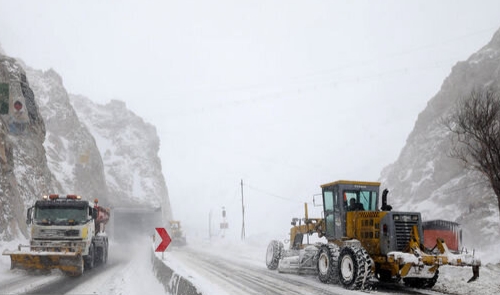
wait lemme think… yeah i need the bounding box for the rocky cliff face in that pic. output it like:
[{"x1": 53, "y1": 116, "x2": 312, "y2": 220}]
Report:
[
  {"x1": 380, "y1": 29, "x2": 500, "y2": 248},
  {"x1": 0, "y1": 53, "x2": 61, "y2": 240},
  {"x1": 0, "y1": 48, "x2": 173, "y2": 240},
  {"x1": 69, "y1": 95, "x2": 172, "y2": 220},
  {"x1": 24, "y1": 66, "x2": 110, "y2": 205}
]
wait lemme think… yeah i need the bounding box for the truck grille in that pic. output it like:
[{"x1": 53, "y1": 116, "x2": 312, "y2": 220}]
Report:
[
  {"x1": 394, "y1": 220, "x2": 418, "y2": 251},
  {"x1": 34, "y1": 229, "x2": 80, "y2": 239}
]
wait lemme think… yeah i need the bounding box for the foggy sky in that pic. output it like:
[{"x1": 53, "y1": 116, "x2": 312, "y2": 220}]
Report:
[{"x1": 1, "y1": 0, "x2": 500, "y2": 238}]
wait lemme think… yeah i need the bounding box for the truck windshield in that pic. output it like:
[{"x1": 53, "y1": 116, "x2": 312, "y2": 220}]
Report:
[{"x1": 34, "y1": 205, "x2": 87, "y2": 225}]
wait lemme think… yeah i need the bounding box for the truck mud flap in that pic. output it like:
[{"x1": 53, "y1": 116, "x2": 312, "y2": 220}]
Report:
[{"x1": 6, "y1": 252, "x2": 84, "y2": 276}]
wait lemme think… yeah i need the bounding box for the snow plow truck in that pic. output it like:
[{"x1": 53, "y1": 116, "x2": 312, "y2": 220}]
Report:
[
  {"x1": 3, "y1": 194, "x2": 110, "y2": 276},
  {"x1": 266, "y1": 180, "x2": 481, "y2": 290}
]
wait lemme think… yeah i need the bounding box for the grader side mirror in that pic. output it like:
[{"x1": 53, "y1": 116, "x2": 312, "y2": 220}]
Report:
[{"x1": 312, "y1": 193, "x2": 322, "y2": 207}]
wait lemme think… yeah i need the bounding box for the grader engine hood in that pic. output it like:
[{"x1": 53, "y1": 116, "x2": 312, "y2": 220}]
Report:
[{"x1": 379, "y1": 211, "x2": 423, "y2": 255}]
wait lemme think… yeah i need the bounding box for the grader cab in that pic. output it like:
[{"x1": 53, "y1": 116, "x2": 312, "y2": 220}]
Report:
[{"x1": 266, "y1": 180, "x2": 481, "y2": 290}]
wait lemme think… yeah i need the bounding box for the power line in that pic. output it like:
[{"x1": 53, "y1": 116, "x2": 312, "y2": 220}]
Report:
[
  {"x1": 160, "y1": 26, "x2": 498, "y2": 102},
  {"x1": 159, "y1": 55, "x2": 459, "y2": 119},
  {"x1": 442, "y1": 180, "x2": 491, "y2": 195},
  {"x1": 243, "y1": 183, "x2": 304, "y2": 203}
]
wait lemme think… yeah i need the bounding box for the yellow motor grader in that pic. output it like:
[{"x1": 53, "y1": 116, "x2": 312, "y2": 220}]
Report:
[
  {"x1": 169, "y1": 220, "x2": 187, "y2": 246},
  {"x1": 265, "y1": 180, "x2": 480, "y2": 290}
]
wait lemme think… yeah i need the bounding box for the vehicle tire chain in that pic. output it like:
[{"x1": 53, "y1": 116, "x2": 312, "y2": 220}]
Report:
[
  {"x1": 316, "y1": 243, "x2": 340, "y2": 284},
  {"x1": 266, "y1": 240, "x2": 284, "y2": 270},
  {"x1": 339, "y1": 245, "x2": 375, "y2": 291}
]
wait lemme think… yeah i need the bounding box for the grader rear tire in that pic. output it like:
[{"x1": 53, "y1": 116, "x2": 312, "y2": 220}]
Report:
[{"x1": 266, "y1": 240, "x2": 283, "y2": 270}]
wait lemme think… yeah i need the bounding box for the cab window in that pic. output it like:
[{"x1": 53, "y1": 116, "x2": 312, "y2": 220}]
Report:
[{"x1": 344, "y1": 190, "x2": 377, "y2": 211}]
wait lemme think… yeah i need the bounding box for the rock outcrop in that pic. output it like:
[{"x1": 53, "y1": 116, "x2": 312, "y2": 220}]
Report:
[{"x1": 380, "y1": 28, "x2": 500, "y2": 248}]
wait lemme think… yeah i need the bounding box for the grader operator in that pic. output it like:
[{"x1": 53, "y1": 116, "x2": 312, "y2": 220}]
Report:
[{"x1": 265, "y1": 180, "x2": 480, "y2": 290}]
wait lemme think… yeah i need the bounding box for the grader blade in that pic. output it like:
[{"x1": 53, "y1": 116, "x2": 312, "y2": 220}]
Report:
[
  {"x1": 5, "y1": 251, "x2": 84, "y2": 276},
  {"x1": 467, "y1": 265, "x2": 480, "y2": 283}
]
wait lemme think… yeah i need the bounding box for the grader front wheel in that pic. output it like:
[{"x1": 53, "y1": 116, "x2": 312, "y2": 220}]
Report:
[{"x1": 266, "y1": 240, "x2": 283, "y2": 270}]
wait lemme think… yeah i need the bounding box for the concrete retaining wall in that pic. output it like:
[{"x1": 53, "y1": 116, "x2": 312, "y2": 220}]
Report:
[{"x1": 151, "y1": 250, "x2": 202, "y2": 295}]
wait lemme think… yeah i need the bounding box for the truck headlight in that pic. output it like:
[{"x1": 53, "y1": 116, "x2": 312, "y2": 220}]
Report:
[{"x1": 81, "y1": 227, "x2": 88, "y2": 239}]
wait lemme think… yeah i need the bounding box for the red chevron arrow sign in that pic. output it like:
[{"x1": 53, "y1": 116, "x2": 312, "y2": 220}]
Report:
[{"x1": 155, "y1": 227, "x2": 171, "y2": 252}]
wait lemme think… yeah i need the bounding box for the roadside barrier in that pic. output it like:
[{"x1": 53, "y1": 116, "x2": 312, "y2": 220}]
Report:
[{"x1": 151, "y1": 248, "x2": 202, "y2": 295}]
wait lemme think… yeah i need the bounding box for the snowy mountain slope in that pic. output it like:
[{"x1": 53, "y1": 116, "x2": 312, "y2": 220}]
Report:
[
  {"x1": 0, "y1": 46, "x2": 173, "y2": 240},
  {"x1": 24, "y1": 66, "x2": 110, "y2": 204},
  {"x1": 0, "y1": 53, "x2": 61, "y2": 240},
  {"x1": 69, "y1": 95, "x2": 172, "y2": 217},
  {"x1": 380, "y1": 28, "x2": 500, "y2": 251}
]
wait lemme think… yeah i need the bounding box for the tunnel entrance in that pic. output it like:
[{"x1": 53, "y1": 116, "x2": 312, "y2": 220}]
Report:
[{"x1": 108, "y1": 207, "x2": 163, "y2": 243}]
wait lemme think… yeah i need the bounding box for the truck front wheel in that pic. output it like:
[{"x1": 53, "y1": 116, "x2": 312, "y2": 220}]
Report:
[{"x1": 84, "y1": 244, "x2": 95, "y2": 270}]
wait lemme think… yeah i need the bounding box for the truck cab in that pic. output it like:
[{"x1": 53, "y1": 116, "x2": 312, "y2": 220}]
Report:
[{"x1": 14, "y1": 194, "x2": 110, "y2": 274}]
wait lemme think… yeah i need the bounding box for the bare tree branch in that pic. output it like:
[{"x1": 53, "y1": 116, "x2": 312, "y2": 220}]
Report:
[{"x1": 444, "y1": 87, "x2": 500, "y2": 216}]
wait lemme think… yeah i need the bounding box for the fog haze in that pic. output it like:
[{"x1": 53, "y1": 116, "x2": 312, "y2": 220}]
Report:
[{"x1": 1, "y1": 0, "x2": 499, "y2": 238}]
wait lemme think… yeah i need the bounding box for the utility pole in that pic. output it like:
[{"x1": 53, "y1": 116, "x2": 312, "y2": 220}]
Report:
[
  {"x1": 208, "y1": 210, "x2": 212, "y2": 240},
  {"x1": 241, "y1": 179, "x2": 246, "y2": 240}
]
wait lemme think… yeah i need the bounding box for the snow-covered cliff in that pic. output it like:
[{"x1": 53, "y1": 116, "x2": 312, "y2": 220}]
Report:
[
  {"x1": 0, "y1": 53, "x2": 61, "y2": 240},
  {"x1": 380, "y1": 29, "x2": 500, "y2": 248},
  {"x1": 0, "y1": 48, "x2": 173, "y2": 240},
  {"x1": 69, "y1": 95, "x2": 172, "y2": 216},
  {"x1": 25, "y1": 66, "x2": 110, "y2": 205}
]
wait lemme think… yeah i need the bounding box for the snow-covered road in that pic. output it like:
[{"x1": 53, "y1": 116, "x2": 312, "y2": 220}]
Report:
[
  {"x1": 0, "y1": 239, "x2": 165, "y2": 295},
  {"x1": 1, "y1": 237, "x2": 498, "y2": 295},
  {"x1": 162, "y1": 238, "x2": 500, "y2": 295},
  {"x1": 167, "y1": 247, "x2": 343, "y2": 295}
]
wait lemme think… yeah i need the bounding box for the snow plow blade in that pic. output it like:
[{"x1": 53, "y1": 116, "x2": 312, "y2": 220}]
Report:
[
  {"x1": 467, "y1": 265, "x2": 480, "y2": 283},
  {"x1": 3, "y1": 250, "x2": 84, "y2": 276}
]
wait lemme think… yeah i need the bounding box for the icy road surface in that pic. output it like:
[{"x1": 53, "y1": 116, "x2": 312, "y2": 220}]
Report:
[
  {"x1": 1, "y1": 237, "x2": 499, "y2": 295},
  {"x1": 0, "y1": 239, "x2": 165, "y2": 295},
  {"x1": 163, "y1": 237, "x2": 500, "y2": 295}
]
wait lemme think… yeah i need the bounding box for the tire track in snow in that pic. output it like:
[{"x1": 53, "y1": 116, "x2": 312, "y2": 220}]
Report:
[
  {"x1": 170, "y1": 246, "x2": 459, "y2": 295},
  {"x1": 20, "y1": 260, "x2": 123, "y2": 294},
  {"x1": 0, "y1": 271, "x2": 62, "y2": 294},
  {"x1": 171, "y1": 248, "x2": 338, "y2": 295}
]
